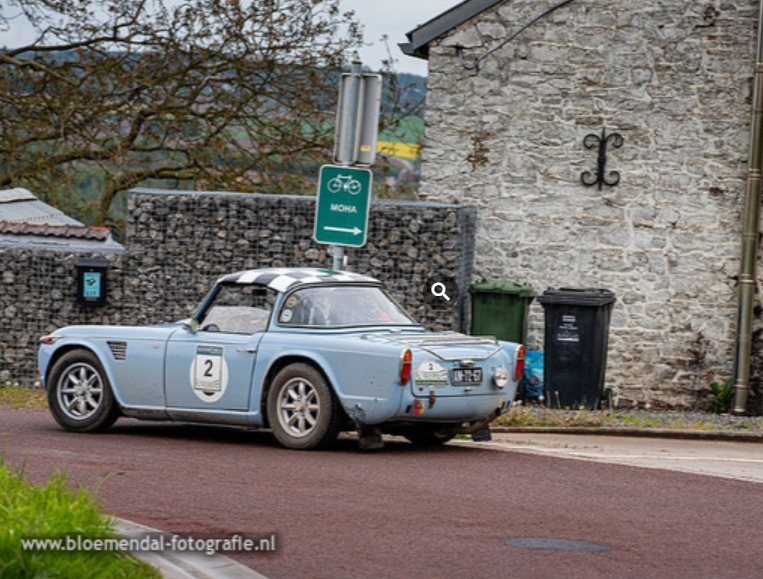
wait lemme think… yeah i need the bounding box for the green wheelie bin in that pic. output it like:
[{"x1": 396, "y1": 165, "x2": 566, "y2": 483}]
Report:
[{"x1": 469, "y1": 280, "x2": 534, "y2": 344}]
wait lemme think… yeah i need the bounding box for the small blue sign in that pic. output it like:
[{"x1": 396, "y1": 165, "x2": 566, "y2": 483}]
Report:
[
  {"x1": 83, "y1": 272, "x2": 102, "y2": 299},
  {"x1": 76, "y1": 258, "x2": 109, "y2": 306}
]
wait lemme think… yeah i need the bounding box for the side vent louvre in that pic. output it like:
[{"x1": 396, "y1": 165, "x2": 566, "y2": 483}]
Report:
[{"x1": 107, "y1": 341, "x2": 127, "y2": 361}]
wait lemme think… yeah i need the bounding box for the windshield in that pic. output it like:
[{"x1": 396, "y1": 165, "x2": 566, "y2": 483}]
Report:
[
  {"x1": 199, "y1": 284, "x2": 277, "y2": 334},
  {"x1": 277, "y1": 285, "x2": 417, "y2": 328}
]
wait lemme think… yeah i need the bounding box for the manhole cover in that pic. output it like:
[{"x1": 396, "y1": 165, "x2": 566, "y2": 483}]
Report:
[{"x1": 502, "y1": 538, "x2": 611, "y2": 553}]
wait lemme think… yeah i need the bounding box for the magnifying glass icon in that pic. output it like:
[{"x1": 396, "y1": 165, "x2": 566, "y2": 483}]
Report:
[{"x1": 431, "y1": 282, "x2": 450, "y2": 301}]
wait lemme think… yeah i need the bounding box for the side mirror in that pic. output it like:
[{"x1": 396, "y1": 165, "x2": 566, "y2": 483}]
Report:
[{"x1": 182, "y1": 319, "x2": 199, "y2": 333}]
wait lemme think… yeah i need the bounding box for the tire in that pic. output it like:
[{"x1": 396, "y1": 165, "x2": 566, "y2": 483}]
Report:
[
  {"x1": 267, "y1": 363, "x2": 342, "y2": 450},
  {"x1": 47, "y1": 349, "x2": 119, "y2": 432},
  {"x1": 403, "y1": 427, "x2": 457, "y2": 447}
]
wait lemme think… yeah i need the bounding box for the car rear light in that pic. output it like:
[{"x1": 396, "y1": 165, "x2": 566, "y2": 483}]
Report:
[
  {"x1": 400, "y1": 349, "x2": 412, "y2": 385},
  {"x1": 514, "y1": 345, "x2": 526, "y2": 382}
]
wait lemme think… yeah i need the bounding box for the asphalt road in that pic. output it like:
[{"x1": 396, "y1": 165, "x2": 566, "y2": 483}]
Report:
[{"x1": 3, "y1": 407, "x2": 763, "y2": 579}]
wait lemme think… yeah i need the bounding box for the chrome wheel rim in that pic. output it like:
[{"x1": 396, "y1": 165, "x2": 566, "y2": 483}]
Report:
[
  {"x1": 57, "y1": 362, "x2": 104, "y2": 421},
  {"x1": 277, "y1": 378, "x2": 321, "y2": 438}
]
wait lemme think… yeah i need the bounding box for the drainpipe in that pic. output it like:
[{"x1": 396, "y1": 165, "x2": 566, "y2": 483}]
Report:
[{"x1": 732, "y1": 1, "x2": 763, "y2": 414}]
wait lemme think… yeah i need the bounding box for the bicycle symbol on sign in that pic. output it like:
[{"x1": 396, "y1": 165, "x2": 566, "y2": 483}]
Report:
[{"x1": 327, "y1": 174, "x2": 362, "y2": 195}]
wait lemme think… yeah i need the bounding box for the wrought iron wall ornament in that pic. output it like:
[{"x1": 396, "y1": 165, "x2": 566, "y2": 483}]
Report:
[{"x1": 581, "y1": 129, "x2": 624, "y2": 191}]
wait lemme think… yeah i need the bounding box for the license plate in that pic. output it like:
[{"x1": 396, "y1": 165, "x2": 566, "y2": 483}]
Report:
[{"x1": 451, "y1": 367, "x2": 483, "y2": 385}]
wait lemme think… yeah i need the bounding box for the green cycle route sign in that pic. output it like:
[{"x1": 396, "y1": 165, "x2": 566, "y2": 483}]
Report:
[{"x1": 313, "y1": 164, "x2": 372, "y2": 248}]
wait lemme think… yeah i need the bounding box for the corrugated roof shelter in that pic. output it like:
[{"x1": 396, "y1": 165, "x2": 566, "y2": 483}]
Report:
[
  {"x1": 0, "y1": 188, "x2": 122, "y2": 250},
  {"x1": 0, "y1": 188, "x2": 83, "y2": 226}
]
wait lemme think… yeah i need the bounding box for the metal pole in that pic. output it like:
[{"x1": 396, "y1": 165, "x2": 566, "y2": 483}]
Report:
[
  {"x1": 331, "y1": 245, "x2": 345, "y2": 271},
  {"x1": 732, "y1": 1, "x2": 763, "y2": 414},
  {"x1": 331, "y1": 61, "x2": 363, "y2": 272}
]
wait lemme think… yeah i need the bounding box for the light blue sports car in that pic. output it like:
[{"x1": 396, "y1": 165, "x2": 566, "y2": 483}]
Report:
[{"x1": 38, "y1": 268, "x2": 524, "y2": 450}]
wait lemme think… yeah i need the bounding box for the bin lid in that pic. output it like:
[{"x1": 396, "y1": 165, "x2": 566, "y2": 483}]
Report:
[
  {"x1": 538, "y1": 287, "x2": 616, "y2": 307},
  {"x1": 470, "y1": 280, "x2": 534, "y2": 298}
]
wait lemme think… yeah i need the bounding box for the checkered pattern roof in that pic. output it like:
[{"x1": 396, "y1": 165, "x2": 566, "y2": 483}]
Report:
[{"x1": 218, "y1": 268, "x2": 379, "y2": 293}]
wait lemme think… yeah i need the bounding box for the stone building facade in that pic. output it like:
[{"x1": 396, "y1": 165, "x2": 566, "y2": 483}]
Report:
[
  {"x1": 404, "y1": 0, "x2": 759, "y2": 407},
  {"x1": 0, "y1": 189, "x2": 476, "y2": 383}
]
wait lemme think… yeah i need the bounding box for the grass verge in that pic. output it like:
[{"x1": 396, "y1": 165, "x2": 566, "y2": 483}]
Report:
[
  {"x1": 0, "y1": 459, "x2": 159, "y2": 579},
  {"x1": 0, "y1": 383, "x2": 47, "y2": 411},
  {"x1": 496, "y1": 404, "x2": 763, "y2": 433}
]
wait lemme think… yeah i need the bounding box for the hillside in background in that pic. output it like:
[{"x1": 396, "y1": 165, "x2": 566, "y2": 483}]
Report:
[
  {"x1": 2, "y1": 56, "x2": 427, "y2": 233},
  {"x1": 115, "y1": 71, "x2": 428, "y2": 224}
]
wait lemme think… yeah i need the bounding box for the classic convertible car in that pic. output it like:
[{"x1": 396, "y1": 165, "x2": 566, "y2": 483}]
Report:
[{"x1": 38, "y1": 268, "x2": 524, "y2": 450}]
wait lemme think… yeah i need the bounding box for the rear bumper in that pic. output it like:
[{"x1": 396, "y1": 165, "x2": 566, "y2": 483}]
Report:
[{"x1": 391, "y1": 392, "x2": 510, "y2": 424}]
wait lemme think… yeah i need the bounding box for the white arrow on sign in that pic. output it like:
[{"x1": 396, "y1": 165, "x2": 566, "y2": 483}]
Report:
[{"x1": 324, "y1": 226, "x2": 362, "y2": 235}]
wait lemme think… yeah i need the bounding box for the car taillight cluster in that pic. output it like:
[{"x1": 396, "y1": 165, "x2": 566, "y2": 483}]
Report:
[
  {"x1": 514, "y1": 345, "x2": 526, "y2": 382},
  {"x1": 400, "y1": 349, "x2": 412, "y2": 385}
]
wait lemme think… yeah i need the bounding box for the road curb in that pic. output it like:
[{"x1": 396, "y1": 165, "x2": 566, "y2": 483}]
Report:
[
  {"x1": 115, "y1": 519, "x2": 269, "y2": 579},
  {"x1": 491, "y1": 426, "x2": 763, "y2": 443}
]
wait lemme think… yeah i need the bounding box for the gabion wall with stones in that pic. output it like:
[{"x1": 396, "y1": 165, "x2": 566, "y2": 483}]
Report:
[
  {"x1": 1, "y1": 189, "x2": 476, "y2": 383},
  {"x1": 0, "y1": 248, "x2": 126, "y2": 384},
  {"x1": 124, "y1": 189, "x2": 475, "y2": 330},
  {"x1": 418, "y1": 0, "x2": 757, "y2": 409}
]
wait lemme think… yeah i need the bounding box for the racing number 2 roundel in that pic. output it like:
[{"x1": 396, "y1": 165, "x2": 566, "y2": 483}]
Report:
[{"x1": 190, "y1": 345, "x2": 229, "y2": 403}]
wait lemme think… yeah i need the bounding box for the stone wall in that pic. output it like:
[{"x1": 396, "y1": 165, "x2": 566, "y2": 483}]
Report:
[
  {"x1": 124, "y1": 189, "x2": 475, "y2": 329},
  {"x1": 419, "y1": 0, "x2": 757, "y2": 407},
  {"x1": 0, "y1": 248, "x2": 126, "y2": 383},
  {"x1": 1, "y1": 190, "x2": 476, "y2": 383}
]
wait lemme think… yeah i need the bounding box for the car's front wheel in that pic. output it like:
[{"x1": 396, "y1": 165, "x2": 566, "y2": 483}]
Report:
[
  {"x1": 267, "y1": 363, "x2": 341, "y2": 450},
  {"x1": 47, "y1": 349, "x2": 119, "y2": 432}
]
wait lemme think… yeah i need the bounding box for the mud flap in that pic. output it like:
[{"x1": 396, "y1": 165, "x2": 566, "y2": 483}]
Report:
[
  {"x1": 471, "y1": 426, "x2": 492, "y2": 443},
  {"x1": 358, "y1": 424, "x2": 384, "y2": 451}
]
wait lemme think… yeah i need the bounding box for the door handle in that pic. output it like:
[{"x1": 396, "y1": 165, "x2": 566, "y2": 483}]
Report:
[{"x1": 236, "y1": 348, "x2": 257, "y2": 354}]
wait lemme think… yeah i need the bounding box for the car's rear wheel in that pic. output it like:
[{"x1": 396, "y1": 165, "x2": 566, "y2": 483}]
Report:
[
  {"x1": 267, "y1": 363, "x2": 341, "y2": 450},
  {"x1": 47, "y1": 349, "x2": 119, "y2": 432},
  {"x1": 403, "y1": 427, "x2": 457, "y2": 447}
]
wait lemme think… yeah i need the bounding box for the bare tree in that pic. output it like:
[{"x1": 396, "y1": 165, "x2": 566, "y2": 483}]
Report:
[{"x1": 0, "y1": 0, "x2": 363, "y2": 229}]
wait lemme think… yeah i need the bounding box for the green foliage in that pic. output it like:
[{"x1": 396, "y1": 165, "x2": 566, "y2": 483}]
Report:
[
  {"x1": 0, "y1": 461, "x2": 159, "y2": 579},
  {"x1": 379, "y1": 116, "x2": 425, "y2": 144},
  {"x1": 1, "y1": 1, "x2": 427, "y2": 236},
  {"x1": 708, "y1": 378, "x2": 735, "y2": 414},
  {"x1": 0, "y1": 0, "x2": 366, "y2": 231}
]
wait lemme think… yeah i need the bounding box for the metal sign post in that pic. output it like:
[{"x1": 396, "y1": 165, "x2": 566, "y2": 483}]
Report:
[
  {"x1": 315, "y1": 61, "x2": 382, "y2": 271},
  {"x1": 334, "y1": 62, "x2": 361, "y2": 270},
  {"x1": 334, "y1": 67, "x2": 382, "y2": 167}
]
